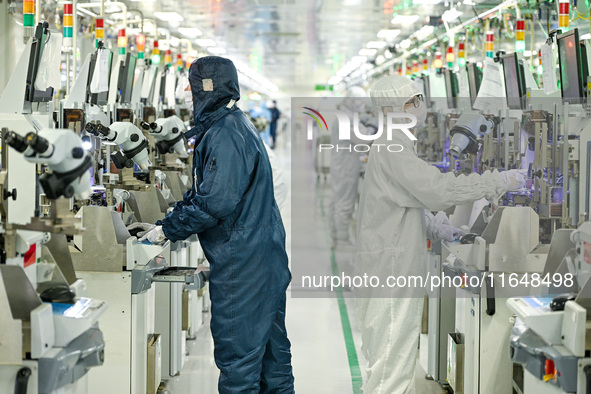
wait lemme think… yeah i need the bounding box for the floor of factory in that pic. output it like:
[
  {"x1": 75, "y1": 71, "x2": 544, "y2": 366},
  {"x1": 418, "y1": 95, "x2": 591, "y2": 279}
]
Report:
[{"x1": 166, "y1": 131, "x2": 446, "y2": 393}]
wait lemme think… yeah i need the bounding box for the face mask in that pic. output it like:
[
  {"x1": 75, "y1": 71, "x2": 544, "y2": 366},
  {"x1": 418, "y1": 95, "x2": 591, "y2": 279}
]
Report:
[
  {"x1": 184, "y1": 87, "x2": 193, "y2": 107},
  {"x1": 405, "y1": 101, "x2": 427, "y2": 129}
]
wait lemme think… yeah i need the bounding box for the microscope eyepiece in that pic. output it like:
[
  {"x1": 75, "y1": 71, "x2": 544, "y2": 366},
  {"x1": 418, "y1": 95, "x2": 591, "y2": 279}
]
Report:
[
  {"x1": 25, "y1": 132, "x2": 50, "y2": 154},
  {"x1": 96, "y1": 124, "x2": 111, "y2": 136},
  {"x1": 4, "y1": 131, "x2": 29, "y2": 153},
  {"x1": 140, "y1": 121, "x2": 151, "y2": 131},
  {"x1": 85, "y1": 123, "x2": 98, "y2": 135}
]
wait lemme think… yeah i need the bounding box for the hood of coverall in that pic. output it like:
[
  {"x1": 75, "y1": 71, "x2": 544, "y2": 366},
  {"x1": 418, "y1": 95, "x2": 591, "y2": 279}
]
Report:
[
  {"x1": 338, "y1": 86, "x2": 367, "y2": 113},
  {"x1": 186, "y1": 56, "x2": 241, "y2": 136},
  {"x1": 369, "y1": 75, "x2": 422, "y2": 115}
]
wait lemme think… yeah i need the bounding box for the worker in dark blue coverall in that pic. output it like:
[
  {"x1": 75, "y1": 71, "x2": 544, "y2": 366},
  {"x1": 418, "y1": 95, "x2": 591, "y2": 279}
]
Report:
[
  {"x1": 132, "y1": 56, "x2": 294, "y2": 393},
  {"x1": 268, "y1": 100, "x2": 281, "y2": 149}
]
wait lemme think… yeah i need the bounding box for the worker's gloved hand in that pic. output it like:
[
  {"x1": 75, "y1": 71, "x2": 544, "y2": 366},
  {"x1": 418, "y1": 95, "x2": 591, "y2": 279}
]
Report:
[
  {"x1": 501, "y1": 169, "x2": 527, "y2": 191},
  {"x1": 138, "y1": 225, "x2": 166, "y2": 244},
  {"x1": 436, "y1": 225, "x2": 465, "y2": 242},
  {"x1": 359, "y1": 113, "x2": 379, "y2": 134},
  {"x1": 426, "y1": 211, "x2": 464, "y2": 241},
  {"x1": 127, "y1": 222, "x2": 156, "y2": 237}
]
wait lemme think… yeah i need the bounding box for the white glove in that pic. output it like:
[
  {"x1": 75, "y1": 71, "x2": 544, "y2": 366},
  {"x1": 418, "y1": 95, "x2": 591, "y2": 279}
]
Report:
[
  {"x1": 138, "y1": 225, "x2": 166, "y2": 244},
  {"x1": 127, "y1": 222, "x2": 155, "y2": 231},
  {"x1": 127, "y1": 222, "x2": 156, "y2": 237},
  {"x1": 501, "y1": 169, "x2": 527, "y2": 191},
  {"x1": 426, "y1": 211, "x2": 464, "y2": 242},
  {"x1": 426, "y1": 211, "x2": 449, "y2": 239},
  {"x1": 437, "y1": 225, "x2": 464, "y2": 242},
  {"x1": 359, "y1": 113, "x2": 379, "y2": 134}
]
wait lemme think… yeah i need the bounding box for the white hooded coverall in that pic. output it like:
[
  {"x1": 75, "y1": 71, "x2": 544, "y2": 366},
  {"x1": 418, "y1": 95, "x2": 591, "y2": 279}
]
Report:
[
  {"x1": 354, "y1": 76, "x2": 512, "y2": 393},
  {"x1": 328, "y1": 86, "x2": 369, "y2": 245},
  {"x1": 264, "y1": 141, "x2": 288, "y2": 210}
]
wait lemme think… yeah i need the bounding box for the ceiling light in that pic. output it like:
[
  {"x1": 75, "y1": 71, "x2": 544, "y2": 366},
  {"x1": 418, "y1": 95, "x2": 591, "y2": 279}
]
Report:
[
  {"x1": 391, "y1": 15, "x2": 419, "y2": 25},
  {"x1": 366, "y1": 41, "x2": 388, "y2": 49},
  {"x1": 336, "y1": 68, "x2": 350, "y2": 77},
  {"x1": 104, "y1": 5, "x2": 123, "y2": 13},
  {"x1": 143, "y1": 21, "x2": 157, "y2": 34},
  {"x1": 170, "y1": 36, "x2": 180, "y2": 47},
  {"x1": 207, "y1": 46, "x2": 226, "y2": 54},
  {"x1": 416, "y1": 25, "x2": 435, "y2": 39},
  {"x1": 359, "y1": 48, "x2": 377, "y2": 57},
  {"x1": 328, "y1": 76, "x2": 343, "y2": 85},
  {"x1": 413, "y1": 0, "x2": 442, "y2": 4},
  {"x1": 375, "y1": 55, "x2": 386, "y2": 65},
  {"x1": 195, "y1": 39, "x2": 217, "y2": 47},
  {"x1": 377, "y1": 29, "x2": 401, "y2": 39},
  {"x1": 352, "y1": 56, "x2": 367, "y2": 63},
  {"x1": 249, "y1": 92, "x2": 262, "y2": 101},
  {"x1": 442, "y1": 8, "x2": 462, "y2": 22},
  {"x1": 400, "y1": 39, "x2": 412, "y2": 49},
  {"x1": 154, "y1": 12, "x2": 184, "y2": 22},
  {"x1": 178, "y1": 27, "x2": 203, "y2": 38}
]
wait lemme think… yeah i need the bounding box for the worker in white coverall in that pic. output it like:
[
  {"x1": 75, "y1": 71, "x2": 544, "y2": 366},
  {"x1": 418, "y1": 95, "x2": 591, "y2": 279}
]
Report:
[
  {"x1": 264, "y1": 141, "x2": 288, "y2": 210},
  {"x1": 354, "y1": 75, "x2": 526, "y2": 393},
  {"x1": 328, "y1": 86, "x2": 369, "y2": 248}
]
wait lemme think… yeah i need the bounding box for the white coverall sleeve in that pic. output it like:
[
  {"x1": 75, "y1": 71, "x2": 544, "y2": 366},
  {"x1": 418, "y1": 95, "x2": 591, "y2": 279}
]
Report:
[
  {"x1": 264, "y1": 142, "x2": 288, "y2": 209},
  {"x1": 383, "y1": 144, "x2": 506, "y2": 211}
]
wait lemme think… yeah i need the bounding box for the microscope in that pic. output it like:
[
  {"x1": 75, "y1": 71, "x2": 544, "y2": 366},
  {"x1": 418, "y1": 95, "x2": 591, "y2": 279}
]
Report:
[
  {"x1": 85, "y1": 121, "x2": 152, "y2": 170},
  {"x1": 448, "y1": 113, "x2": 500, "y2": 157},
  {"x1": 5, "y1": 129, "x2": 93, "y2": 200},
  {"x1": 141, "y1": 115, "x2": 189, "y2": 159}
]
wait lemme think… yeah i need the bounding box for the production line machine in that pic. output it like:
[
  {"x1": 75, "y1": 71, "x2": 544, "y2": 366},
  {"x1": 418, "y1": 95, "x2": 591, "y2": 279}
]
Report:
[
  {"x1": 0, "y1": 21, "x2": 210, "y2": 394},
  {"x1": 0, "y1": 23, "x2": 109, "y2": 393},
  {"x1": 60, "y1": 40, "x2": 209, "y2": 394},
  {"x1": 419, "y1": 27, "x2": 591, "y2": 394}
]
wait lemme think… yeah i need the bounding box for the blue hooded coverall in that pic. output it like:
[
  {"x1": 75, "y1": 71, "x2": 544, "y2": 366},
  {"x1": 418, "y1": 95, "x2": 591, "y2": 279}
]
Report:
[{"x1": 159, "y1": 56, "x2": 294, "y2": 393}]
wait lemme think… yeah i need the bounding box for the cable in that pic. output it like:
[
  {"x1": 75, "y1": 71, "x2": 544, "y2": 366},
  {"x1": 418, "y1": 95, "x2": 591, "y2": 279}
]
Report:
[{"x1": 572, "y1": 9, "x2": 591, "y2": 21}]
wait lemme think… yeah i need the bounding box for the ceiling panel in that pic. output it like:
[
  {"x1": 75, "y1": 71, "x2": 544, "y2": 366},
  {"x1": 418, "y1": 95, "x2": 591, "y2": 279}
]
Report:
[{"x1": 123, "y1": 0, "x2": 438, "y2": 93}]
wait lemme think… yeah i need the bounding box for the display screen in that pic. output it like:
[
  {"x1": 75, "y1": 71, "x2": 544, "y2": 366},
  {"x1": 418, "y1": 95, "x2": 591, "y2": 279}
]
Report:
[
  {"x1": 26, "y1": 25, "x2": 54, "y2": 102},
  {"x1": 557, "y1": 29, "x2": 585, "y2": 104},
  {"x1": 87, "y1": 49, "x2": 112, "y2": 106},
  {"x1": 502, "y1": 53, "x2": 525, "y2": 110},
  {"x1": 466, "y1": 63, "x2": 483, "y2": 109},
  {"x1": 422, "y1": 75, "x2": 431, "y2": 108},
  {"x1": 119, "y1": 53, "x2": 137, "y2": 104},
  {"x1": 444, "y1": 69, "x2": 458, "y2": 109}
]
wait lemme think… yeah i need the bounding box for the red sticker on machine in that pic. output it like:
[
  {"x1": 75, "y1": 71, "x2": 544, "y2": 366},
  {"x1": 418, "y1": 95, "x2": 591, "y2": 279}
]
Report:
[{"x1": 24, "y1": 244, "x2": 36, "y2": 268}]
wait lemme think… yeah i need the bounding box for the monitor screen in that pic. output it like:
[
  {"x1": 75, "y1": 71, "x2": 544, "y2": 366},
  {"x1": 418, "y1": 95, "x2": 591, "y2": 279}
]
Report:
[
  {"x1": 26, "y1": 24, "x2": 54, "y2": 103},
  {"x1": 118, "y1": 53, "x2": 137, "y2": 104},
  {"x1": 444, "y1": 69, "x2": 458, "y2": 109},
  {"x1": 421, "y1": 75, "x2": 431, "y2": 108},
  {"x1": 87, "y1": 49, "x2": 112, "y2": 106},
  {"x1": 159, "y1": 70, "x2": 167, "y2": 103},
  {"x1": 466, "y1": 63, "x2": 483, "y2": 108},
  {"x1": 557, "y1": 29, "x2": 585, "y2": 104},
  {"x1": 502, "y1": 52, "x2": 526, "y2": 110}
]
